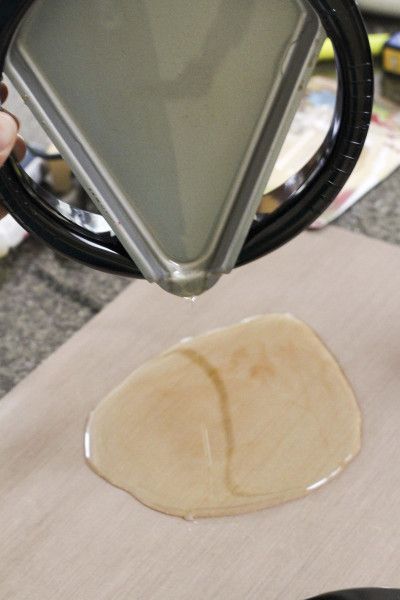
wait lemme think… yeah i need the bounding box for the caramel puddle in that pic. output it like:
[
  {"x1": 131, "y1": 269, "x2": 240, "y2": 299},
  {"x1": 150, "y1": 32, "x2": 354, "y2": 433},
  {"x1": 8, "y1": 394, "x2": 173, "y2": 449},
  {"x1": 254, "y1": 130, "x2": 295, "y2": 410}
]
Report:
[{"x1": 85, "y1": 314, "x2": 361, "y2": 518}]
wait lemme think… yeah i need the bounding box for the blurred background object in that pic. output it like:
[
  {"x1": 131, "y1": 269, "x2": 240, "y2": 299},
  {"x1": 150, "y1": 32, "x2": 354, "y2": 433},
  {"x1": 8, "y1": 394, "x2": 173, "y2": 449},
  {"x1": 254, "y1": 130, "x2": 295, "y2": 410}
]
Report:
[
  {"x1": 382, "y1": 32, "x2": 400, "y2": 102},
  {"x1": 318, "y1": 32, "x2": 389, "y2": 61},
  {"x1": 358, "y1": 0, "x2": 400, "y2": 18}
]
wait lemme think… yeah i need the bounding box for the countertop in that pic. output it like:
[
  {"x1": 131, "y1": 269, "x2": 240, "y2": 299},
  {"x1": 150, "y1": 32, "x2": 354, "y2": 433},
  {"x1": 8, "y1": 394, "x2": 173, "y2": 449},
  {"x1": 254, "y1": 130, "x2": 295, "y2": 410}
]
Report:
[{"x1": 1, "y1": 14, "x2": 399, "y2": 397}]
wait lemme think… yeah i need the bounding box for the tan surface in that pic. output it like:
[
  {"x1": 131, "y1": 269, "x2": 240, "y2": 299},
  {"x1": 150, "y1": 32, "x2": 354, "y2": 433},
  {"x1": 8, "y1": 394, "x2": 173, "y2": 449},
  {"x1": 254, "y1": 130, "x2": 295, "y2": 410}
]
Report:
[
  {"x1": 46, "y1": 144, "x2": 73, "y2": 194},
  {"x1": 87, "y1": 315, "x2": 361, "y2": 518},
  {"x1": 1, "y1": 227, "x2": 400, "y2": 599}
]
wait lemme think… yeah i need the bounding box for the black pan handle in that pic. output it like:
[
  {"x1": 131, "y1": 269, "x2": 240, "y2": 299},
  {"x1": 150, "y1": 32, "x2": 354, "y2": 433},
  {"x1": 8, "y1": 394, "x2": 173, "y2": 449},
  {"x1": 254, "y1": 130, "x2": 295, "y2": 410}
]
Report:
[
  {"x1": 0, "y1": 0, "x2": 373, "y2": 278},
  {"x1": 307, "y1": 589, "x2": 400, "y2": 600}
]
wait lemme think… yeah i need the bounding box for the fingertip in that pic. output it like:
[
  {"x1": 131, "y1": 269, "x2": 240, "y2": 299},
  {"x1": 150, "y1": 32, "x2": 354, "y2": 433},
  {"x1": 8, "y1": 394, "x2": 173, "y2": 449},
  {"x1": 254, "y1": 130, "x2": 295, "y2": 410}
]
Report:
[
  {"x1": 12, "y1": 136, "x2": 26, "y2": 163},
  {"x1": 0, "y1": 82, "x2": 8, "y2": 104},
  {"x1": 0, "y1": 111, "x2": 18, "y2": 151}
]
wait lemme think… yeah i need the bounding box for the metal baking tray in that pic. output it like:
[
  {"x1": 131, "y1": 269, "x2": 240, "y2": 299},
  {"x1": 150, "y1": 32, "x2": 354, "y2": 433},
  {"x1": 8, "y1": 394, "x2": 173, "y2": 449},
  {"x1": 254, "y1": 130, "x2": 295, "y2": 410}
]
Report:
[{"x1": 5, "y1": 0, "x2": 323, "y2": 294}]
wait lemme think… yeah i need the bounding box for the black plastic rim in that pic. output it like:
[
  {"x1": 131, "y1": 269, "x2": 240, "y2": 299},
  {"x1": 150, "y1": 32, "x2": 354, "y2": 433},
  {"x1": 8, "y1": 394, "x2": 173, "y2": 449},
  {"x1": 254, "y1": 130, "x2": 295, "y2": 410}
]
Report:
[
  {"x1": 307, "y1": 589, "x2": 400, "y2": 600},
  {"x1": 0, "y1": 0, "x2": 373, "y2": 278}
]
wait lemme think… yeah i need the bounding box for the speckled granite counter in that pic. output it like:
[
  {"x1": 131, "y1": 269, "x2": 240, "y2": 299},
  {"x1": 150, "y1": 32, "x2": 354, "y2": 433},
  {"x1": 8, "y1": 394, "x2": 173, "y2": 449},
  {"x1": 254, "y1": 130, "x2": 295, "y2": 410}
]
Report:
[{"x1": 1, "y1": 14, "x2": 399, "y2": 397}]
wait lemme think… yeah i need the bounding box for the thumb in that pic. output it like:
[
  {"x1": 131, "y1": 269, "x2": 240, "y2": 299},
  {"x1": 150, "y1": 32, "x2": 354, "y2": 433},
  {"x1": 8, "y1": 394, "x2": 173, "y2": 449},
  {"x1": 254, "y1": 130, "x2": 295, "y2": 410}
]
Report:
[{"x1": 0, "y1": 111, "x2": 18, "y2": 167}]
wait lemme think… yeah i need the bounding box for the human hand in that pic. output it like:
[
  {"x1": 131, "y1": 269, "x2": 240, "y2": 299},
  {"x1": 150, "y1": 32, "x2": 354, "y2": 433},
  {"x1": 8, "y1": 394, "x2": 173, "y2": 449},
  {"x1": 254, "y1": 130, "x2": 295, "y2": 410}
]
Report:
[{"x1": 0, "y1": 82, "x2": 26, "y2": 219}]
